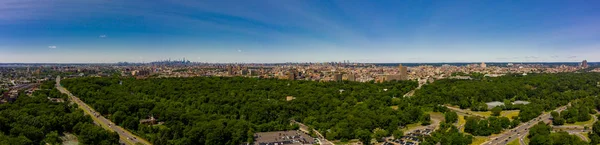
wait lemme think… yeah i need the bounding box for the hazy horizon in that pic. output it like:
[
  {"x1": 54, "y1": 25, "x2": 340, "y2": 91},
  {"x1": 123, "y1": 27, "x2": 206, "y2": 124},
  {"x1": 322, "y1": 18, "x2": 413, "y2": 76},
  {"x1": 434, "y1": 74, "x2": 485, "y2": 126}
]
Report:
[{"x1": 2, "y1": 0, "x2": 599, "y2": 63}]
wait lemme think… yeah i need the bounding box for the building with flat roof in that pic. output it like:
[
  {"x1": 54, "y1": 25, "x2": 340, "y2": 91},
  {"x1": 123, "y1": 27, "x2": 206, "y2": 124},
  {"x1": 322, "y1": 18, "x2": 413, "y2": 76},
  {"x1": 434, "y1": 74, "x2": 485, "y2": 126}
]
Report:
[
  {"x1": 486, "y1": 101, "x2": 504, "y2": 109},
  {"x1": 512, "y1": 101, "x2": 530, "y2": 105}
]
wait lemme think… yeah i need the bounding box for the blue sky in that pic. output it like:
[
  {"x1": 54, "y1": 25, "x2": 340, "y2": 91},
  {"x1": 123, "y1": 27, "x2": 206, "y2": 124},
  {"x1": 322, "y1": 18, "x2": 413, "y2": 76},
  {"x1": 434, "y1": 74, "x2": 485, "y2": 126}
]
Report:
[{"x1": 1, "y1": 0, "x2": 599, "y2": 63}]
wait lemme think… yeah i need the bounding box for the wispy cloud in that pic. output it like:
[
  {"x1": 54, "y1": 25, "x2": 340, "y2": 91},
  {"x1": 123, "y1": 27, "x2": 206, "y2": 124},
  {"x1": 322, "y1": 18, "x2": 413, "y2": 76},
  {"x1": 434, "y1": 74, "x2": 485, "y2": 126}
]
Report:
[
  {"x1": 48, "y1": 45, "x2": 56, "y2": 49},
  {"x1": 99, "y1": 35, "x2": 107, "y2": 38}
]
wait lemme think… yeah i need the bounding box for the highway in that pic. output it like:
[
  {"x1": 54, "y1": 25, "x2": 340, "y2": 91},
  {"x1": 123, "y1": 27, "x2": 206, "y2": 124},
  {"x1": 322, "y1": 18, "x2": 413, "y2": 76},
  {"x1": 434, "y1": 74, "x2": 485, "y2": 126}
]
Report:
[
  {"x1": 56, "y1": 76, "x2": 152, "y2": 145},
  {"x1": 484, "y1": 105, "x2": 569, "y2": 145}
]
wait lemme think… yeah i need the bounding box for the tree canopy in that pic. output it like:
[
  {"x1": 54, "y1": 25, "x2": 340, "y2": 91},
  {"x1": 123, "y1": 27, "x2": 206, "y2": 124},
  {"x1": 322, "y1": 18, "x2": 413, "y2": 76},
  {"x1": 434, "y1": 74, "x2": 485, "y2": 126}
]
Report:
[{"x1": 0, "y1": 82, "x2": 119, "y2": 145}]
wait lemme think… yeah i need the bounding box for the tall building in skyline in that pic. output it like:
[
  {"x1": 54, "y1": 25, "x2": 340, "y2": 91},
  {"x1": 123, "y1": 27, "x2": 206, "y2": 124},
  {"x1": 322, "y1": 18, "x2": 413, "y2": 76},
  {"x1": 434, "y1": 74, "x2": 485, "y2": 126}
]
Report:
[
  {"x1": 582, "y1": 60, "x2": 588, "y2": 68},
  {"x1": 481, "y1": 62, "x2": 487, "y2": 68},
  {"x1": 399, "y1": 64, "x2": 408, "y2": 80},
  {"x1": 287, "y1": 69, "x2": 297, "y2": 80},
  {"x1": 346, "y1": 73, "x2": 356, "y2": 82},
  {"x1": 334, "y1": 73, "x2": 343, "y2": 82},
  {"x1": 227, "y1": 65, "x2": 234, "y2": 76}
]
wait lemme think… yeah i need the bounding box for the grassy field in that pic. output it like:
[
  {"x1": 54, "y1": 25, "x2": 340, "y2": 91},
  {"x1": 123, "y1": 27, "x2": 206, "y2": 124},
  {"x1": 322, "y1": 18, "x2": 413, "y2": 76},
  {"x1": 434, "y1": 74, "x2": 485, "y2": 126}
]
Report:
[
  {"x1": 503, "y1": 110, "x2": 520, "y2": 119},
  {"x1": 582, "y1": 133, "x2": 590, "y2": 141},
  {"x1": 470, "y1": 136, "x2": 489, "y2": 145},
  {"x1": 401, "y1": 123, "x2": 422, "y2": 132},
  {"x1": 472, "y1": 111, "x2": 492, "y2": 117},
  {"x1": 332, "y1": 139, "x2": 360, "y2": 145},
  {"x1": 430, "y1": 112, "x2": 445, "y2": 122},
  {"x1": 472, "y1": 110, "x2": 520, "y2": 119},
  {"x1": 61, "y1": 133, "x2": 79, "y2": 145},
  {"x1": 566, "y1": 118, "x2": 595, "y2": 126},
  {"x1": 458, "y1": 114, "x2": 466, "y2": 132},
  {"x1": 507, "y1": 138, "x2": 520, "y2": 145}
]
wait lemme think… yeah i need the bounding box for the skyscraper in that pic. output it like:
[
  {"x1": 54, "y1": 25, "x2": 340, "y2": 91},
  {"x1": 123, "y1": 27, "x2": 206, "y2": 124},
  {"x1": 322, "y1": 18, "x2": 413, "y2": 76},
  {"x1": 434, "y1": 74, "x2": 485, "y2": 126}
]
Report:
[
  {"x1": 334, "y1": 73, "x2": 343, "y2": 82},
  {"x1": 287, "y1": 69, "x2": 297, "y2": 80},
  {"x1": 399, "y1": 64, "x2": 408, "y2": 80},
  {"x1": 481, "y1": 62, "x2": 487, "y2": 68},
  {"x1": 346, "y1": 73, "x2": 356, "y2": 81},
  {"x1": 582, "y1": 60, "x2": 588, "y2": 68},
  {"x1": 227, "y1": 65, "x2": 234, "y2": 76}
]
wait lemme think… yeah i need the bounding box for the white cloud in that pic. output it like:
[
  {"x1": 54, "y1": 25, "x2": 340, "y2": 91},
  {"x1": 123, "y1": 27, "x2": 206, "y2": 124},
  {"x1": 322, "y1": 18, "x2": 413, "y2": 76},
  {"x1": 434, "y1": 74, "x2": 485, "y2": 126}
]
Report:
[
  {"x1": 99, "y1": 35, "x2": 107, "y2": 38},
  {"x1": 48, "y1": 45, "x2": 56, "y2": 49},
  {"x1": 237, "y1": 49, "x2": 242, "y2": 52}
]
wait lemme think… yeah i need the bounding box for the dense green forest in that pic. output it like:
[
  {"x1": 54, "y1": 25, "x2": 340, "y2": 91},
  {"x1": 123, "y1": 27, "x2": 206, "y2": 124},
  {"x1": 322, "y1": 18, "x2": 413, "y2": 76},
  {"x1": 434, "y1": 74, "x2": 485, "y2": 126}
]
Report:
[
  {"x1": 59, "y1": 72, "x2": 600, "y2": 144},
  {"x1": 62, "y1": 77, "x2": 419, "y2": 144},
  {"x1": 463, "y1": 116, "x2": 515, "y2": 136},
  {"x1": 413, "y1": 73, "x2": 600, "y2": 122},
  {"x1": 414, "y1": 73, "x2": 600, "y2": 108},
  {"x1": 0, "y1": 82, "x2": 120, "y2": 145},
  {"x1": 420, "y1": 122, "x2": 473, "y2": 145}
]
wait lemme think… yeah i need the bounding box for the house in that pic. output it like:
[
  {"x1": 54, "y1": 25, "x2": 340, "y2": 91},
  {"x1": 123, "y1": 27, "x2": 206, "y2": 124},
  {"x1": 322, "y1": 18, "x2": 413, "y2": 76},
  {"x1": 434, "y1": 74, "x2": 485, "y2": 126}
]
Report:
[
  {"x1": 140, "y1": 116, "x2": 157, "y2": 125},
  {"x1": 286, "y1": 96, "x2": 296, "y2": 101}
]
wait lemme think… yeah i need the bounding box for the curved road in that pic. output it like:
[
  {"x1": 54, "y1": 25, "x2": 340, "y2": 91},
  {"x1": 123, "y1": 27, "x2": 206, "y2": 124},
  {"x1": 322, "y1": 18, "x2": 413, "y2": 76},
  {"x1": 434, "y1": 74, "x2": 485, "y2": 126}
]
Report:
[
  {"x1": 484, "y1": 105, "x2": 569, "y2": 145},
  {"x1": 444, "y1": 105, "x2": 487, "y2": 118},
  {"x1": 56, "y1": 76, "x2": 151, "y2": 145}
]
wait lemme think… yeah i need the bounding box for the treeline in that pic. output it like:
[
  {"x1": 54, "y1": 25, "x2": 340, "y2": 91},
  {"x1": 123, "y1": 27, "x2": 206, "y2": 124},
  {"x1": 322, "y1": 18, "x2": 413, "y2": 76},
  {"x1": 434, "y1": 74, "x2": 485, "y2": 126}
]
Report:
[
  {"x1": 463, "y1": 116, "x2": 517, "y2": 136},
  {"x1": 0, "y1": 82, "x2": 119, "y2": 145},
  {"x1": 552, "y1": 99, "x2": 595, "y2": 125},
  {"x1": 421, "y1": 123, "x2": 473, "y2": 145},
  {"x1": 413, "y1": 73, "x2": 600, "y2": 108},
  {"x1": 62, "y1": 77, "x2": 418, "y2": 144},
  {"x1": 528, "y1": 122, "x2": 587, "y2": 145}
]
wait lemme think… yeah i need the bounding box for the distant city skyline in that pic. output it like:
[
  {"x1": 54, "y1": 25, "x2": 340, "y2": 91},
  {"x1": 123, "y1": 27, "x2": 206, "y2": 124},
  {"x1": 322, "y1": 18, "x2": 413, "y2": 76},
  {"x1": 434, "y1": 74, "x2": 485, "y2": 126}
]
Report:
[{"x1": 1, "y1": 0, "x2": 599, "y2": 63}]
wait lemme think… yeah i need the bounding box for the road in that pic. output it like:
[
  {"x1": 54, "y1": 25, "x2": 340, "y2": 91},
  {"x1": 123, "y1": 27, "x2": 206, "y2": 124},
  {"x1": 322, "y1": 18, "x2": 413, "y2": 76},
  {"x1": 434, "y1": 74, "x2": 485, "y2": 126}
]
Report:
[
  {"x1": 484, "y1": 105, "x2": 569, "y2": 145},
  {"x1": 56, "y1": 76, "x2": 151, "y2": 145},
  {"x1": 444, "y1": 105, "x2": 487, "y2": 118},
  {"x1": 518, "y1": 134, "x2": 527, "y2": 145},
  {"x1": 291, "y1": 120, "x2": 334, "y2": 145}
]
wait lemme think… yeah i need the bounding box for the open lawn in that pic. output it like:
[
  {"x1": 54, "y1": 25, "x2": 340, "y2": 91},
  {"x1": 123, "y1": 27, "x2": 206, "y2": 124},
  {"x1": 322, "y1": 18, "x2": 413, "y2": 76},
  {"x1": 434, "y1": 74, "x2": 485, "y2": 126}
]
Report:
[
  {"x1": 401, "y1": 123, "x2": 422, "y2": 132},
  {"x1": 566, "y1": 118, "x2": 595, "y2": 126},
  {"x1": 470, "y1": 136, "x2": 489, "y2": 145},
  {"x1": 582, "y1": 133, "x2": 590, "y2": 141},
  {"x1": 61, "y1": 133, "x2": 79, "y2": 145},
  {"x1": 430, "y1": 112, "x2": 445, "y2": 122},
  {"x1": 507, "y1": 138, "x2": 520, "y2": 145},
  {"x1": 458, "y1": 114, "x2": 466, "y2": 132},
  {"x1": 472, "y1": 111, "x2": 492, "y2": 117},
  {"x1": 471, "y1": 110, "x2": 520, "y2": 119},
  {"x1": 332, "y1": 139, "x2": 360, "y2": 145},
  {"x1": 503, "y1": 110, "x2": 520, "y2": 120}
]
